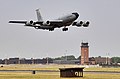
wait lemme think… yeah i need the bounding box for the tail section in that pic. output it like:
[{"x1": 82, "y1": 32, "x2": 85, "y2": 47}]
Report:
[{"x1": 36, "y1": 9, "x2": 43, "y2": 21}]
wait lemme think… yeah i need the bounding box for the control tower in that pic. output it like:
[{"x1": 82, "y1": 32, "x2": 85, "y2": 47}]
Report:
[{"x1": 81, "y1": 42, "x2": 89, "y2": 65}]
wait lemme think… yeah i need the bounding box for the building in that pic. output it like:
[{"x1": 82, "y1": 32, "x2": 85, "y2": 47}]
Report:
[
  {"x1": 8, "y1": 58, "x2": 19, "y2": 64},
  {"x1": 81, "y1": 42, "x2": 89, "y2": 65},
  {"x1": 0, "y1": 59, "x2": 2, "y2": 64},
  {"x1": 89, "y1": 57, "x2": 95, "y2": 65},
  {"x1": 95, "y1": 56, "x2": 111, "y2": 65},
  {"x1": 19, "y1": 58, "x2": 48, "y2": 64},
  {"x1": 1, "y1": 58, "x2": 49, "y2": 64},
  {"x1": 88, "y1": 56, "x2": 112, "y2": 65},
  {"x1": 53, "y1": 60, "x2": 80, "y2": 64}
]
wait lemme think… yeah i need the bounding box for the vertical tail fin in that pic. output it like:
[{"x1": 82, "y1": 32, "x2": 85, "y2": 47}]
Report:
[{"x1": 36, "y1": 9, "x2": 43, "y2": 21}]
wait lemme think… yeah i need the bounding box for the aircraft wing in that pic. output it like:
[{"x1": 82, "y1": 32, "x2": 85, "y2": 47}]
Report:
[
  {"x1": 9, "y1": 20, "x2": 35, "y2": 26},
  {"x1": 35, "y1": 20, "x2": 63, "y2": 25},
  {"x1": 9, "y1": 21, "x2": 27, "y2": 24}
]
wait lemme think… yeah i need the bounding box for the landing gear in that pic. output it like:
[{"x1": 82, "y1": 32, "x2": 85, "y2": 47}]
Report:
[
  {"x1": 34, "y1": 26, "x2": 39, "y2": 29},
  {"x1": 49, "y1": 28, "x2": 54, "y2": 31},
  {"x1": 62, "y1": 28, "x2": 68, "y2": 31}
]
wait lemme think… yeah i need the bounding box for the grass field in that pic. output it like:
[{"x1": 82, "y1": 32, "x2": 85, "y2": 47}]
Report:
[
  {"x1": 0, "y1": 72, "x2": 120, "y2": 79},
  {"x1": 0, "y1": 64, "x2": 120, "y2": 79}
]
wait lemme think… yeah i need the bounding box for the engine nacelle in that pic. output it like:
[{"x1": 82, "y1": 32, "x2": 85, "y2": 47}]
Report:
[
  {"x1": 25, "y1": 20, "x2": 34, "y2": 26},
  {"x1": 42, "y1": 21, "x2": 50, "y2": 26},
  {"x1": 72, "y1": 21, "x2": 83, "y2": 27},
  {"x1": 83, "y1": 21, "x2": 90, "y2": 27},
  {"x1": 76, "y1": 21, "x2": 83, "y2": 26}
]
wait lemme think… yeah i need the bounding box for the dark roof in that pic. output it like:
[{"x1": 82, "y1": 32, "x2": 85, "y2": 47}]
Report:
[{"x1": 59, "y1": 67, "x2": 84, "y2": 70}]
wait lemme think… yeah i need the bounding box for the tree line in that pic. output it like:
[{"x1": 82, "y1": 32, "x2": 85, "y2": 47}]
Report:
[{"x1": 111, "y1": 57, "x2": 120, "y2": 63}]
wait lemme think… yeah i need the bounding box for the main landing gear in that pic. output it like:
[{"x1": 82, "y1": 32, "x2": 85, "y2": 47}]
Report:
[
  {"x1": 62, "y1": 28, "x2": 68, "y2": 31},
  {"x1": 49, "y1": 28, "x2": 54, "y2": 31}
]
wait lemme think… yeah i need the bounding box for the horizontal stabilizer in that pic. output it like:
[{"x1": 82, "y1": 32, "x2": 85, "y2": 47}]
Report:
[{"x1": 9, "y1": 21, "x2": 27, "y2": 24}]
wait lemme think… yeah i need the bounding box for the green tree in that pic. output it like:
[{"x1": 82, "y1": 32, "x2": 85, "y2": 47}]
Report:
[
  {"x1": 66, "y1": 55, "x2": 76, "y2": 60},
  {"x1": 111, "y1": 57, "x2": 120, "y2": 63},
  {"x1": 54, "y1": 55, "x2": 76, "y2": 60}
]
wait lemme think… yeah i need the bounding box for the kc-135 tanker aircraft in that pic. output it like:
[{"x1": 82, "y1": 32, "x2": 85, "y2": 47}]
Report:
[{"x1": 9, "y1": 9, "x2": 90, "y2": 31}]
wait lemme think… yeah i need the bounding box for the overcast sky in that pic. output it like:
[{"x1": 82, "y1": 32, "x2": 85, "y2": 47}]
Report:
[{"x1": 0, "y1": 0, "x2": 120, "y2": 59}]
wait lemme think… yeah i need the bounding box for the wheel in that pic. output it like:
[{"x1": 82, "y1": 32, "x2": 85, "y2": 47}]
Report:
[
  {"x1": 49, "y1": 28, "x2": 54, "y2": 31},
  {"x1": 62, "y1": 28, "x2": 68, "y2": 31}
]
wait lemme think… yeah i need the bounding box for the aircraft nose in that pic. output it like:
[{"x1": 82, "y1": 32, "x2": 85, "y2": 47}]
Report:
[{"x1": 72, "y1": 12, "x2": 79, "y2": 18}]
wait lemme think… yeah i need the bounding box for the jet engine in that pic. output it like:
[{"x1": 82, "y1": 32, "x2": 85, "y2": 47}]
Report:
[
  {"x1": 72, "y1": 21, "x2": 83, "y2": 27},
  {"x1": 76, "y1": 21, "x2": 83, "y2": 27},
  {"x1": 25, "y1": 20, "x2": 34, "y2": 26},
  {"x1": 42, "y1": 21, "x2": 50, "y2": 26},
  {"x1": 83, "y1": 21, "x2": 90, "y2": 27}
]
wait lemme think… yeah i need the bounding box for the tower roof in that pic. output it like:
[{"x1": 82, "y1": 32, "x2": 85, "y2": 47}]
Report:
[{"x1": 81, "y1": 42, "x2": 89, "y2": 48}]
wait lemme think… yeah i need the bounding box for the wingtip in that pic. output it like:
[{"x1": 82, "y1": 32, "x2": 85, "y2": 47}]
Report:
[{"x1": 8, "y1": 21, "x2": 11, "y2": 23}]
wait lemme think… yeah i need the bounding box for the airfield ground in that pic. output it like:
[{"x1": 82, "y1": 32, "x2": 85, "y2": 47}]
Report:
[{"x1": 0, "y1": 64, "x2": 120, "y2": 79}]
